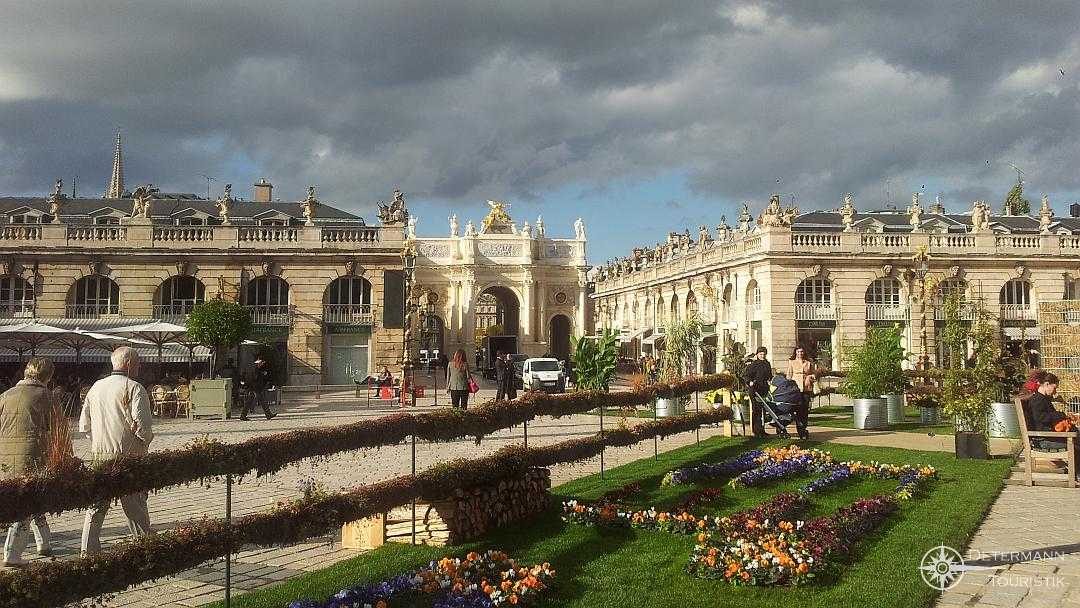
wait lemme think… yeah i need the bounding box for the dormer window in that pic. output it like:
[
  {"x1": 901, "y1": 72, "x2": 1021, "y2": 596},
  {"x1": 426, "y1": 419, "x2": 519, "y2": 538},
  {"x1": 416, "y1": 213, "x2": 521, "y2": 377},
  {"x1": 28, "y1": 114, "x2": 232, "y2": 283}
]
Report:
[
  {"x1": 259, "y1": 219, "x2": 288, "y2": 226},
  {"x1": 177, "y1": 217, "x2": 205, "y2": 226},
  {"x1": 94, "y1": 216, "x2": 120, "y2": 225},
  {"x1": 11, "y1": 214, "x2": 39, "y2": 224}
]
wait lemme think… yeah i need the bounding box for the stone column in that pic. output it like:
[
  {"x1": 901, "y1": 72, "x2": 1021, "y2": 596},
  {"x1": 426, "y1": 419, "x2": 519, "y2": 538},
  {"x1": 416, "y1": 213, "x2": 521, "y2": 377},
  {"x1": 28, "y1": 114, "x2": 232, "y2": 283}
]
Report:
[
  {"x1": 461, "y1": 271, "x2": 476, "y2": 350},
  {"x1": 575, "y1": 270, "x2": 587, "y2": 337},
  {"x1": 521, "y1": 268, "x2": 534, "y2": 342},
  {"x1": 537, "y1": 281, "x2": 547, "y2": 343}
]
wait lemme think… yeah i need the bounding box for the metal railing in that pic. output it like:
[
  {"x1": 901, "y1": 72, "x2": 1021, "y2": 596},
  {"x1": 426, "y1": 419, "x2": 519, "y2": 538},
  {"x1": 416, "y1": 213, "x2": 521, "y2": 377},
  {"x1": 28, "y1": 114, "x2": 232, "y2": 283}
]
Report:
[
  {"x1": 0, "y1": 302, "x2": 35, "y2": 318},
  {"x1": 245, "y1": 304, "x2": 293, "y2": 326},
  {"x1": 153, "y1": 302, "x2": 201, "y2": 321},
  {"x1": 66, "y1": 303, "x2": 121, "y2": 318},
  {"x1": 794, "y1": 302, "x2": 836, "y2": 321},
  {"x1": 865, "y1": 303, "x2": 910, "y2": 322},
  {"x1": 323, "y1": 304, "x2": 374, "y2": 325},
  {"x1": 1000, "y1": 303, "x2": 1036, "y2": 322},
  {"x1": 933, "y1": 303, "x2": 977, "y2": 321}
]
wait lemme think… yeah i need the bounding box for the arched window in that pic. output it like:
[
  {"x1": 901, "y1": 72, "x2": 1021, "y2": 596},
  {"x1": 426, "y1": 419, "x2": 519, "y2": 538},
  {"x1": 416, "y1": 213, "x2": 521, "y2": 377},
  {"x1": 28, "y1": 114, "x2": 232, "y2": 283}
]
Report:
[
  {"x1": 324, "y1": 276, "x2": 373, "y2": 325},
  {"x1": 1000, "y1": 279, "x2": 1032, "y2": 322},
  {"x1": 69, "y1": 275, "x2": 120, "y2": 318},
  {"x1": 795, "y1": 278, "x2": 834, "y2": 321},
  {"x1": 669, "y1": 294, "x2": 680, "y2": 323},
  {"x1": 656, "y1": 296, "x2": 665, "y2": 327},
  {"x1": 1000, "y1": 279, "x2": 1031, "y2": 306},
  {"x1": 686, "y1": 291, "x2": 698, "y2": 320},
  {"x1": 156, "y1": 276, "x2": 205, "y2": 319},
  {"x1": 245, "y1": 276, "x2": 290, "y2": 325},
  {"x1": 0, "y1": 276, "x2": 34, "y2": 317},
  {"x1": 865, "y1": 278, "x2": 902, "y2": 305}
]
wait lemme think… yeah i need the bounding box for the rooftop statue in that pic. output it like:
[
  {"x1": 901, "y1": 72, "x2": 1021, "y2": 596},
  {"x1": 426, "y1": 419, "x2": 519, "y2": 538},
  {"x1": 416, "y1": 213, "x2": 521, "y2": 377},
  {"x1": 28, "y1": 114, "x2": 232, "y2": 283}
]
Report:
[
  {"x1": 130, "y1": 184, "x2": 157, "y2": 219},
  {"x1": 970, "y1": 200, "x2": 990, "y2": 233},
  {"x1": 217, "y1": 183, "x2": 233, "y2": 224},
  {"x1": 449, "y1": 214, "x2": 459, "y2": 237},
  {"x1": 908, "y1": 192, "x2": 923, "y2": 230},
  {"x1": 299, "y1": 185, "x2": 319, "y2": 225},
  {"x1": 377, "y1": 188, "x2": 409, "y2": 224},
  {"x1": 1039, "y1": 194, "x2": 1054, "y2": 233},
  {"x1": 574, "y1": 217, "x2": 586, "y2": 240},
  {"x1": 840, "y1": 193, "x2": 856, "y2": 232},
  {"x1": 481, "y1": 199, "x2": 514, "y2": 234}
]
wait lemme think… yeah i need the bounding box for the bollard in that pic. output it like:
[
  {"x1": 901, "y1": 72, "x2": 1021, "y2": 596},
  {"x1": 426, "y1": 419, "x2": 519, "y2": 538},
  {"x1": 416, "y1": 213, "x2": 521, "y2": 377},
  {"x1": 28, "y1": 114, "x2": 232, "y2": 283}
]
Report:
[
  {"x1": 410, "y1": 434, "x2": 417, "y2": 545},
  {"x1": 224, "y1": 474, "x2": 232, "y2": 608},
  {"x1": 599, "y1": 405, "x2": 605, "y2": 479}
]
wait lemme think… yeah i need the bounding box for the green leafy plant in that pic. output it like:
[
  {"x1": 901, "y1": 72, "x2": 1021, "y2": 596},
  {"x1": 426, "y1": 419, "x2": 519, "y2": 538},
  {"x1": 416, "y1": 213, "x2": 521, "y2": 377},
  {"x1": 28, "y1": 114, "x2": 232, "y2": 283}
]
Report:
[
  {"x1": 940, "y1": 295, "x2": 1002, "y2": 436},
  {"x1": 186, "y1": 299, "x2": 253, "y2": 376},
  {"x1": 660, "y1": 312, "x2": 706, "y2": 382},
  {"x1": 1001, "y1": 178, "x2": 1031, "y2": 215},
  {"x1": 570, "y1": 329, "x2": 619, "y2": 392},
  {"x1": 842, "y1": 325, "x2": 906, "y2": 399}
]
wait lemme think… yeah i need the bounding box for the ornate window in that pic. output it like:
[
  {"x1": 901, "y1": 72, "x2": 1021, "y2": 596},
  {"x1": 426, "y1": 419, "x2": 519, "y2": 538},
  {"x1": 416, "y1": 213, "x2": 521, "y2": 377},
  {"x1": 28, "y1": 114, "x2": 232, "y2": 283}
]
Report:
[
  {"x1": 244, "y1": 276, "x2": 291, "y2": 325},
  {"x1": 865, "y1": 278, "x2": 902, "y2": 305},
  {"x1": 1000, "y1": 279, "x2": 1031, "y2": 306},
  {"x1": 69, "y1": 275, "x2": 120, "y2": 317},
  {"x1": 670, "y1": 294, "x2": 680, "y2": 323},
  {"x1": 325, "y1": 276, "x2": 373, "y2": 325},
  {"x1": 156, "y1": 276, "x2": 205, "y2": 318},
  {"x1": 0, "y1": 276, "x2": 34, "y2": 317},
  {"x1": 796, "y1": 279, "x2": 832, "y2": 304},
  {"x1": 686, "y1": 291, "x2": 698, "y2": 319}
]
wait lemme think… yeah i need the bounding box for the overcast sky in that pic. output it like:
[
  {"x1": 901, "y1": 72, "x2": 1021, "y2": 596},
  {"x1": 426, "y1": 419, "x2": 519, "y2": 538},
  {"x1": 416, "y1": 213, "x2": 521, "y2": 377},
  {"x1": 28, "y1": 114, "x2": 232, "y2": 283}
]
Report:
[{"x1": 2, "y1": 1, "x2": 1079, "y2": 262}]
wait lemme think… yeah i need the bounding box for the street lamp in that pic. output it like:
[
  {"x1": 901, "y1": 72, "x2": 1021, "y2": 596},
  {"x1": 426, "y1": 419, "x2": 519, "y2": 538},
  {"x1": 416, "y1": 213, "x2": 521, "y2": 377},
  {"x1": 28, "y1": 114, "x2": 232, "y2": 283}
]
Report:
[{"x1": 401, "y1": 241, "x2": 418, "y2": 406}]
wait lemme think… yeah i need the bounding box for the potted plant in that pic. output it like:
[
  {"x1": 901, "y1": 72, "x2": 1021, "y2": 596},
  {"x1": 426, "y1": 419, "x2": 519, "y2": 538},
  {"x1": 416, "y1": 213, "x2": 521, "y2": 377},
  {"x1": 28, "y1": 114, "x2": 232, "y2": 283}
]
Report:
[
  {"x1": 570, "y1": 330, "x2": 619, "y2": 392},
  {"x1": 842, "y1": 325, "x2": 903, "y2": 430},
  {"x1": 988, "y1": 352, "x2": 1025, "y2": 438},
  {"x1": 940, "y1": 295, "x2": 1000, "y2": 458},
  {"x1": 908, "y1": 381, "x2": 942, "y2": 424},
  {"x1": 719, "y1": 341, "x2": 751, "y2": 422},
  {"x1": 656, "y1": 313, "x2": 706, "y2": 417}
]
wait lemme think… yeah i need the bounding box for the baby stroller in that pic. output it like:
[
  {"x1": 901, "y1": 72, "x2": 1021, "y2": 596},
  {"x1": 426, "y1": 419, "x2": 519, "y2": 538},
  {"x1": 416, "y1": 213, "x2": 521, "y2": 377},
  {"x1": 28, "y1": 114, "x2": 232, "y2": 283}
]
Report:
[{"x1": 733, "y1": 369, "x2": 803, "y2": 439}]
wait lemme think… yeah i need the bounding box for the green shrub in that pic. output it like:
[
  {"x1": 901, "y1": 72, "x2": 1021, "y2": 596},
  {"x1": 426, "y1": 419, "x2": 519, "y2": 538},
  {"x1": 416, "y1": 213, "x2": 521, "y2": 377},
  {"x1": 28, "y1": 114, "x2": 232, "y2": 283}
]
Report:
[{"x1": 842, "y1": 325, "x2": 906, "y2": 399}]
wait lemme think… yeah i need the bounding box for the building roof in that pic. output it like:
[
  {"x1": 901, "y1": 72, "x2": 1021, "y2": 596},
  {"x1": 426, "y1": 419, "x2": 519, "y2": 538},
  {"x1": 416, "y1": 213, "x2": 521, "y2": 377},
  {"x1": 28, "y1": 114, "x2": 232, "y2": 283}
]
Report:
[
  {"x1": 0, "y1": 195, "x2": 366, "y2": 226},
  {"x1": 791, "y1": 209, "x2": 1077, "y2": 234}
]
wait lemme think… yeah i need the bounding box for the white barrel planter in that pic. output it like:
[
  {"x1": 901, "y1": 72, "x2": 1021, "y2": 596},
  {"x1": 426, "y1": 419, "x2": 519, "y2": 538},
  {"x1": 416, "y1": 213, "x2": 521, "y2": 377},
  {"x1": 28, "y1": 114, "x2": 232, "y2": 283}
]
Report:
[
  {"x1": 988, "y1": 401, "x2": 1021, "y2": 438},
  {"x1": 655, "y1": 397, "x2": 686, "y2": 418},
  {"x1": 853, "y1": 398, "x2": 888, "y2": 430},
  {"x1": 883, "y1": 393, "x2": 905, "y2": 424}
]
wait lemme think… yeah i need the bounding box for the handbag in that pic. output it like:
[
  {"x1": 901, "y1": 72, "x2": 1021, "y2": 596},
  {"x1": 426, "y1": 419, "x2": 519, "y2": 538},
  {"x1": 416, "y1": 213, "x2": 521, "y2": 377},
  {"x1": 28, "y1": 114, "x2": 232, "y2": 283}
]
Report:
[{"x1": 467, "y1": 376, "x2": 480, "y2": 394}]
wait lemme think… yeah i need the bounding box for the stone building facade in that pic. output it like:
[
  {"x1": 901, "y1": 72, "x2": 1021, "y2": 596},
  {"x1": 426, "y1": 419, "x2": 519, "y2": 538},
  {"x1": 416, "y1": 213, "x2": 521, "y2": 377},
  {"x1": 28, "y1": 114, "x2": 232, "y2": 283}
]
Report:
[
  {"x1": 0, "y1": 178, "x2": 408, "y2": 386},
  {"x1": 591, "y1": 194, "x2": 1080, "y2": 376},
  {"x1": 410, "y1": 201, "x2": 590, "y2": 362}
]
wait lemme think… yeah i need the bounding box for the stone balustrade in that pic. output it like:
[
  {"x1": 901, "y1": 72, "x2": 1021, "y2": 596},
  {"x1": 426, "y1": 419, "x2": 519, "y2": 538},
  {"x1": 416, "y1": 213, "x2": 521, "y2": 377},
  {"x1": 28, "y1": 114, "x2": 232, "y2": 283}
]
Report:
[{"x1": 0, "y1": 222, "x2": 399, "y2": 251}]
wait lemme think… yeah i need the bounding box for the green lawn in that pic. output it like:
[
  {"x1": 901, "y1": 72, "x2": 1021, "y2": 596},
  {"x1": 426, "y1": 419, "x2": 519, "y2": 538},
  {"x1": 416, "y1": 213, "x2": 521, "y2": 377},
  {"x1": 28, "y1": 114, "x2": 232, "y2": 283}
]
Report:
[
  {"x1": 212, "y1": 436, "x2": 1012, "y2": 608},
  {"x1": 810, "y1": 406, "x2": 955, "y2": 435}
]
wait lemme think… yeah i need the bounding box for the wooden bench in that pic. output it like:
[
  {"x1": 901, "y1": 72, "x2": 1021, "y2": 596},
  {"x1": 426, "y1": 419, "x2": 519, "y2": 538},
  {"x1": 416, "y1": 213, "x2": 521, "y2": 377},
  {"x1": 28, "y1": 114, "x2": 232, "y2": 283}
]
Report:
[{"x1": 1015, "y1": 398, "x2": 1078, "y2": 488}]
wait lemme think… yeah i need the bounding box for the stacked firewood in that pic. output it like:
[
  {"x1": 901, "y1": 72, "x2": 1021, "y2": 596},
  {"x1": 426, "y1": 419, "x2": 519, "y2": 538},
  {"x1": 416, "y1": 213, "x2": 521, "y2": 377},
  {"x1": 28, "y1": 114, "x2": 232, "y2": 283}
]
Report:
[
  {"x1": 380, "y1": 467, "x2": 552, "y2": 547},
  {"x1": 446, "y1": 467, "x2": 551, "y2": 544}
]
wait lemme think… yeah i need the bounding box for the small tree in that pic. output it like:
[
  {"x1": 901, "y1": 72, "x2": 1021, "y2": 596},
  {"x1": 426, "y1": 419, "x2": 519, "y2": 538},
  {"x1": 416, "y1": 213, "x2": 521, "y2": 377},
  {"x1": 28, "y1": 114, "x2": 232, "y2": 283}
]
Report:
[
  {"x1": 941, "y1": 296, "x2": 1002, "y2": 436},
  {"x1": 570, "y1": 329, "x2": 619, "y2": 392},
  {"x1": 1001, "y1": 179, "x2": 1031, "y2": 215},
  {"x1": 187, "y1": 299, "x2": 253, "y2": 377},
  {"x1": 842, "y1": 325, "x2": 905, "y2": 399},
  {"x1": 660, "y1": 313, "x2": 706, "y2": 382}
]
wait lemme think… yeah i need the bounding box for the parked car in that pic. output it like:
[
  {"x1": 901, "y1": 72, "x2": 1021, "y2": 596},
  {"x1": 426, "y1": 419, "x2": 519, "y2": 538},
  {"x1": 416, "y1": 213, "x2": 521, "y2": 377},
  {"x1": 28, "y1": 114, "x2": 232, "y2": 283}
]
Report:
[{"x1": 522, "y1": 358, "x2": 567, "y2": 393}]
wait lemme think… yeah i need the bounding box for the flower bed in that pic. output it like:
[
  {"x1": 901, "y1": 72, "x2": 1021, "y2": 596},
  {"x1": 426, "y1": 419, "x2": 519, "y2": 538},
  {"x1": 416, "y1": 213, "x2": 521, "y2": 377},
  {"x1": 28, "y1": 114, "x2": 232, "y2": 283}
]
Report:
[
  {"x1": 560, "y1": 445, "x2": 938, "y2": 588},
  {"x1": 288, "y1": 550, "x2": 555, "y2": 608},
  {"x1": 0, "y1": 374, "x2": 733, "y2": 525},
  {"x1": 561, "y1": 491, "x2": 810, "y2": 536},
  {"x1": 688, "y1": 495, "x2": 899, "y2": 585},
  {"x1": 666, "y1": 446, "x2": 936, "y2": 500}
]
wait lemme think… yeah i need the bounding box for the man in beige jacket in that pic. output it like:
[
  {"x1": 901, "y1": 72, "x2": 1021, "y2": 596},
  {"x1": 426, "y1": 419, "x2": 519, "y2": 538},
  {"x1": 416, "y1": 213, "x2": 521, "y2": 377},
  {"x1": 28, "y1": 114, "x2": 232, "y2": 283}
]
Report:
[
  {"x1": 79, "y1": 347, "x2": 154, "y2": 555},
  {"x1": 0, "y1": 357, "x2": 58, "y2": 567}
]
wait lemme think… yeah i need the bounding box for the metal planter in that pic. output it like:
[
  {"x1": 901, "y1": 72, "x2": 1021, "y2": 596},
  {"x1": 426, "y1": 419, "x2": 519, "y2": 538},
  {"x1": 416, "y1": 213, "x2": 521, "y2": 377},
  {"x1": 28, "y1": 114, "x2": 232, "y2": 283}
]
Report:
[
  {"x1": 853, "y1": 398, "x2": 888, "y2": 430},
  {"x1": 883, "y1": 393, "x2": 905, "y2": 424},
  {"x1": 988, "y1": 401, "x2": 1021, "y2": 438}
]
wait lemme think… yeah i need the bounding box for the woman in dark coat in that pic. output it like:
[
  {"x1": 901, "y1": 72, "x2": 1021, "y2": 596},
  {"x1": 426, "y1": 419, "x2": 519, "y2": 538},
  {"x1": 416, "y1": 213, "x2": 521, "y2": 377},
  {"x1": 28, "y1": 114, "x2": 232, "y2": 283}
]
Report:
[{"x1": 745, "y1": 347, "x2": 773, "y2": 437}]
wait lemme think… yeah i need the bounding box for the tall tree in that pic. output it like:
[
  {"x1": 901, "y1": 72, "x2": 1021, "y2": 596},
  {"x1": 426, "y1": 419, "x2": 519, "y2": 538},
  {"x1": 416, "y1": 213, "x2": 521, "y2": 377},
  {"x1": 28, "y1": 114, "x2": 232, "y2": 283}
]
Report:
[{"x1": 1001, "y1": 179, "x2": 1031, "y2": 215}]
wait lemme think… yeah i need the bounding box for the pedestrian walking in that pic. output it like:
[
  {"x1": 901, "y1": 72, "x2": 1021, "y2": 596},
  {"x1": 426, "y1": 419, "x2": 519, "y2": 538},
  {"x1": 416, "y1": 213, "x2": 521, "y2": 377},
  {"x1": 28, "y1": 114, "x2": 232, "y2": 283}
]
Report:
[
  {"x1": 494, "y1": 351, "x2": 508, "y2": 401},
  {"x1": 446, "y1": 349, "x2": 473, "y2": 409},
  {"x1": 501, "y1": 354, "x2": 518, "y2": 401},
  {"x1": 240, "y1": 357, "x2": 277, "y2": 421},
  {"x1": 79, "y1": 347, "x2": 154, "y2": 555},
  {"x1": 746, "y1": 346, "x2": 773, "y2": 437},
  {"x1": 1, "y1": 357, "x2": 59, "y2": 566}
]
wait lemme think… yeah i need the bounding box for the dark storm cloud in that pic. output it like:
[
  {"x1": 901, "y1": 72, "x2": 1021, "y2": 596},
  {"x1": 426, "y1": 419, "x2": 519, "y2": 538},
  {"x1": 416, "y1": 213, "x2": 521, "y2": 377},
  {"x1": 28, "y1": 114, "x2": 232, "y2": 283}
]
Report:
[{"x1": 1, "y1": 0, "x2": 1078, "y2": 215}]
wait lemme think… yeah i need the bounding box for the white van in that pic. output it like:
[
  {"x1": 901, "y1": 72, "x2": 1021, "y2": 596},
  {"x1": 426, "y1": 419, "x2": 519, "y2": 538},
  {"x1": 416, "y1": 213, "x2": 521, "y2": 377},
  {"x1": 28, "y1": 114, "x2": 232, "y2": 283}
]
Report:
[{"x1": 522, "y1": 358, "x2": 567, "y2": 393}]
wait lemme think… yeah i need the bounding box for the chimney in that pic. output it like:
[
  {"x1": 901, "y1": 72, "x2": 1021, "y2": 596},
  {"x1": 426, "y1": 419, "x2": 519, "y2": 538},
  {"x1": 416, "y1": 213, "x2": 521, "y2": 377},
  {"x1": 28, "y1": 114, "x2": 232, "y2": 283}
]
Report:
[
  {"x1": 253, "y1": 178, "x2": 273, "y2": 202},
  {"x1": 1071, "y1": 203, "x2": 1080, "y2": 218}
]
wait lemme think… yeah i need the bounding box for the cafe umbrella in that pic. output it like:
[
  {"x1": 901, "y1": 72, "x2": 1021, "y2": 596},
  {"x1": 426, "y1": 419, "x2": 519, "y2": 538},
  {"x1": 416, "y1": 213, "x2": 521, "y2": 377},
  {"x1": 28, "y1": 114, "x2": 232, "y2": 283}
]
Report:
[{"x1": 101, "y1": 321, "x2": 189, "y2": 380}]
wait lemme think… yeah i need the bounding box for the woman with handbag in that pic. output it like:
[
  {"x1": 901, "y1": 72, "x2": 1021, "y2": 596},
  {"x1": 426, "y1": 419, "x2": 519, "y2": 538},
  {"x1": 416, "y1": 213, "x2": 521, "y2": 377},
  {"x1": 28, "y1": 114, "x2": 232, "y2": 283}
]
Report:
[{"x1": 446, "y1": 349, "x2": 475, "y2": 409}]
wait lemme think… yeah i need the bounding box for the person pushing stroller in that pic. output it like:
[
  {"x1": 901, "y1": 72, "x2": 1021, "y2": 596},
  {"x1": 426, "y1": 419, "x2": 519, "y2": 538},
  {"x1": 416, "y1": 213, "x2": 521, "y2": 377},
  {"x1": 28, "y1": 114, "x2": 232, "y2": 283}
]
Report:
[{"x1": 769, "y1": 373, "x2": 809, "y2": 440}]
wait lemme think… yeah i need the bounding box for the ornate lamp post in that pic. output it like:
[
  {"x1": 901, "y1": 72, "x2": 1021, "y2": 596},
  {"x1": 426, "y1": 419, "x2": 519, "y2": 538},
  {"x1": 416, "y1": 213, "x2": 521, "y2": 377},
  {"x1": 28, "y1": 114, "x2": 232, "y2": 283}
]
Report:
[
  {"x1": 910, "y1": 246, "x2": 933, "y2": 368},
  {"x1": 401, "y1": 241, "x2": 418, "y2": 406}
]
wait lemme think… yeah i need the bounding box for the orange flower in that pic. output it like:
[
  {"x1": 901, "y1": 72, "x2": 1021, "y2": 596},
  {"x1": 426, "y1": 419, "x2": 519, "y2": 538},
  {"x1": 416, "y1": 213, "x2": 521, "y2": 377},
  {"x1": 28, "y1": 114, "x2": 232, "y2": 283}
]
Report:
[
  {"x1": 501, "y1": 580, "x2": 513, "y2": 592},
  {"x1": 467, "y1": 551, "x2": 480, "y2": 561},
  {"x1": 798, "y1": 562, "x2": 810, "y2": 574}
]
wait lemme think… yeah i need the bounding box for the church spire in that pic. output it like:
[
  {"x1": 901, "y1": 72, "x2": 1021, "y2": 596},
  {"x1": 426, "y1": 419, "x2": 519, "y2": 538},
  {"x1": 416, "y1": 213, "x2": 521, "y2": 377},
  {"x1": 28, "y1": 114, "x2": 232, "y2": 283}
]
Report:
[{"x1": 104, "y1": 131, "x2": 124, "y2": 199}]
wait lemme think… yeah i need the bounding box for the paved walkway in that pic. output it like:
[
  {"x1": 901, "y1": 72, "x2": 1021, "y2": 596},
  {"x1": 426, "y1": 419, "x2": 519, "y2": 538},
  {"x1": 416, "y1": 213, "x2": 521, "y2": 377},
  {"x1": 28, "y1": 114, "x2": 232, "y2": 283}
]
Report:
[{"x1": 12, "y1": 386, "x2": 1079, "y2": 608}]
